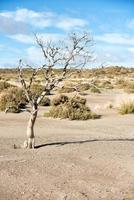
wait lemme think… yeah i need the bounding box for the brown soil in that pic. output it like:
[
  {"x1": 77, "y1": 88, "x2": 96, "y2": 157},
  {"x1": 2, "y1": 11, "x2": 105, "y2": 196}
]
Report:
[{"x1": 0, "y1": 90, "x2": 134, "y2": 200}]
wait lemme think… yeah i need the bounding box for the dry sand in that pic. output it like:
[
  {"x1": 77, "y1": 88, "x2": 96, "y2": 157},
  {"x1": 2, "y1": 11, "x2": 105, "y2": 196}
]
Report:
[{"x1": 0, "y1": 91, "x2": 134, "y2": 200}]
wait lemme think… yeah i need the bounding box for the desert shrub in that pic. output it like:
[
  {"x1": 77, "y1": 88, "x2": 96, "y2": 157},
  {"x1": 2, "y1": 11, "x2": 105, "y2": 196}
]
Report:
[
  {"x1": 115, "y1": 79, "x2": 134, "y2": 92},
  {"x1": 46, "y1": 95, "x2": 100, "y2": 120},
  {"x1": 0, "y1": 87, "x2": 26, "y2": 112},
  {"x1": 63, "y1": 81, "x2": 76, "y2": 87},
  {"x1": 0, "y1": 81, "x2": 14, "y2": 92},
  {"x1": 124, "y1": 83, "x2": 134, "y2": 93},
  {"x1": 52, "y1": 95, "x2": 69, "y2": 106},
  {"x1": 115, "y1": 79, "x2": 127, "y2": 89},
  {"x1": 99, "y1": 81, "x2": 113, "y2": 89},
  {"x1": 115, "y1": 79, "x2": 134, "y2": 93},
  {"x1": 40, "y1": 97, "x2": 51, "y2": 106},
  {"x1": 58, "y1": 86, "x2": 76, "y2": 93},
  {"x1": 30, "y1": 84, "x2": 44, "y2": 98},
  {"x1": 70, "y1": 95, "x2": 86, "y2": 106},
  {"x1": 90, "y1": 87, "x2": 101, "y2": 93},
  {"x1": 77, "y1": 83, "x2": 90, "y2": 92},
  {"x1": 117, "y1": 95, "x2": 134, "y2": 115},
  {"x1": 124, "y1": 88, "x2": 134, "y2": 94}
]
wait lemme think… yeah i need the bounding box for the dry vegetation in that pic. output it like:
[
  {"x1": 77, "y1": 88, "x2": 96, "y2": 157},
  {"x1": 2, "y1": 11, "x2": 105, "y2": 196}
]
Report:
[
  {"x1": 0, "y1": 87, "x2": 26, "y2": 112},
  {"x1": 46, "y1": 95, "x2": 100, "y2": 120},
  {"x1": 1, "y1": 66, "x2": 134, "y2": 115},
  {"x1": 1, "y1": 66, "x2": 134, "y2": 199},
  {"x1": 116, "y1": 94, "x2": 134, "y2": 115}
]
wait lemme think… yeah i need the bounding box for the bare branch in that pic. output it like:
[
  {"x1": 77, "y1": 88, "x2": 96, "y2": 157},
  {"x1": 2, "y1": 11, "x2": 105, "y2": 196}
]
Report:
[
  {"x1": 20, "y1": 32, "x2": 93, "y2": 106},
  {"x1": 18, "y1": 60, "x2": 33, "y2": 105}
]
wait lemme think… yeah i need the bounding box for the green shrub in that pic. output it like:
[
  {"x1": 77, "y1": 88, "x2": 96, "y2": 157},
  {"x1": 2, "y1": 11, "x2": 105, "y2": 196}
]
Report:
[
  {"x1": 46, "y1": 95, "x2": 100, "y2": 120},
  {"x1": 0, "y1": 87, "x2": 26, "y2": 112},
  {"x1": 40, "y1": 97, "x2": 51, "y2": 106},
  {"x1": 90, "y1": 87, "x2": 101, "y2": 93}
]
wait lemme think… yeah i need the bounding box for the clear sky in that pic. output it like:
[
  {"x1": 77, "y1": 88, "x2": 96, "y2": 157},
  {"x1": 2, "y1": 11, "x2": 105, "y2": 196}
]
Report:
[{"x1": 0, "y1": 0, "x2": 134, "y2": 67}]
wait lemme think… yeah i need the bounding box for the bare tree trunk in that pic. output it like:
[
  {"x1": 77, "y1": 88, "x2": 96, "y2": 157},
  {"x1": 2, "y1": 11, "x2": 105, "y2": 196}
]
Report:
[{"x1": 26, "y1": 105, "x2": 38, "y2": 149}]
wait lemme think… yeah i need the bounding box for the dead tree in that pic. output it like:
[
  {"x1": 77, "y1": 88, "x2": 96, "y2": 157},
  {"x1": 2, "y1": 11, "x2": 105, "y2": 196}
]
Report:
[{"x1": 18, "y1": 32, "x2": 93, "y2": 149}]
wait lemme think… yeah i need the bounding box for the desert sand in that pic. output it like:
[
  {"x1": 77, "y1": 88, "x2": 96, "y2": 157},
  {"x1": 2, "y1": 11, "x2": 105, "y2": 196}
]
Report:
[{"x1": 0, "y1": 91, "x2": 134, "y2": 200}]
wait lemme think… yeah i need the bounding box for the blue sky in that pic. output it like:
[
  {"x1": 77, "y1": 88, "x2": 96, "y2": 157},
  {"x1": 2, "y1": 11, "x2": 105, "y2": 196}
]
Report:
[{"x1": 0, "y1": 0, "x2": 134, "y2": 67}]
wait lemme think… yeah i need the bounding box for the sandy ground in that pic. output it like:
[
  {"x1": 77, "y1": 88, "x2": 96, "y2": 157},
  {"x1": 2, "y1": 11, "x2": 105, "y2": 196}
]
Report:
[{"x1": 0, "y1": 91, "x2": 134, "y2": 200}]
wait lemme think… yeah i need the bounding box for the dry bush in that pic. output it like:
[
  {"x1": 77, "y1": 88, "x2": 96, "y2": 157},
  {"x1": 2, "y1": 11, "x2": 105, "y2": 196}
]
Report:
[
  {"x1": 63, "y1": 80, "x2": 76, "y2": 87},
  {"x1": 99, "y1": 80, "x2": 113, "y2": 89},
  {"x1": 92, "y1": 79, "x2": 102, "y2": 86},
  {"x1": 0, "y1": 81, "x2": 15, "y2": 92},
  {"x1": 30, "y1": 84, "x2": 44, "y2": 98},
  {"x1": 52, "y1": 95, "x2": 69, "y2": 106},
  {"x1": 116, "y1": 95, "x2": 134, "y2": 115},
  {"x1": 115, "y1": 79, "x2": 128, "y2": 89},
  {"x1": 0, "y1": 87, "x2": 26, "y2": 112},
  {"x1": 40, "y1": 97, "x2": 51, "y2": 106},
  {"x1": 124, "y1": 82, "x2": 134, "y2": 93},
  {"x1": 77, "y1": 83, "x2": 90, "y2": 92},
  {"x1": 115, "y1": 79, "x2": 134, "y2": 93},
  {"x1": 46, "y1": 95, "x2": 100, "y2": 120},
  {"x1": 102, "y1": 66, "x2": 130, "y2": 76},
  {"x1": 0, "y1": 69, "x2": 18, "y2": 81},
  {"x1": 58, "y1": 86, "x2": 76, "y2": 93},
  {"x1": 90, "y1": 87, "x2": 101, "y2": 93}
]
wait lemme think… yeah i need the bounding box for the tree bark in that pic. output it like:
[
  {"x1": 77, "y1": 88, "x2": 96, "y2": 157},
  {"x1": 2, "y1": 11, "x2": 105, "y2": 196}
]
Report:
[{"x1": 26, "y1": 105, "x2": 38, "y2": 149}]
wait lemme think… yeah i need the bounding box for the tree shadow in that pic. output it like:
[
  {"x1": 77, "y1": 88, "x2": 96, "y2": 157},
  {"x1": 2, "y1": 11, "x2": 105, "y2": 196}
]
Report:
[{"x1": 34, "y1": 138, "x2": 134, "y2": 149}]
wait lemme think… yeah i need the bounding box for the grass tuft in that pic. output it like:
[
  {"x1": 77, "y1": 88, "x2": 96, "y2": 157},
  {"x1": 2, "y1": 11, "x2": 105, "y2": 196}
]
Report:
[{"x1": 117, "y1": 95, "x2": 134, "y2": 115}]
